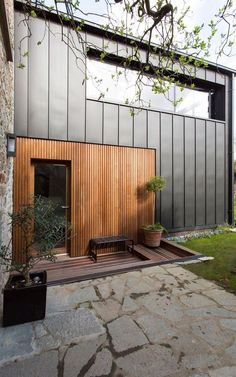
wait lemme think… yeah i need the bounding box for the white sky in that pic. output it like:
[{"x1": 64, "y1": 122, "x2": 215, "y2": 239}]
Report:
[{"x1": 73, "y1": 0, "x2": 236, "y2": 69}]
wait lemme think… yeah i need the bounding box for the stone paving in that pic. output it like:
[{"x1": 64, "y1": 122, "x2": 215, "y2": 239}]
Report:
[{"x1": 1, "y1": 264, "x2": 236, "y2": 376}]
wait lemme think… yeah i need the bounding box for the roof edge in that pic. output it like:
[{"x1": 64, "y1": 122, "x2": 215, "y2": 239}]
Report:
[{"x1": 14, "y1": 0, "x2": 236, "y2": 76}]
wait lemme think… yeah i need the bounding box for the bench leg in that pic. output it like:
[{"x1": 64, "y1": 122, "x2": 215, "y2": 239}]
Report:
[{"x1": 89, "y1": 249, "x2": 97, "y2": 262}]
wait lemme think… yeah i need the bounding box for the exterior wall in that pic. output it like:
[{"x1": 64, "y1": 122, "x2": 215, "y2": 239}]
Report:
[
  {"x1": 14, "y1": 10, "x2": 230, "y2": 232},
  {"x1": 0, "y1": 1, "x2": 14, "y2": 302},
  {"x1": 13, "y1": 138, "x2": 155, "y2": 261}
]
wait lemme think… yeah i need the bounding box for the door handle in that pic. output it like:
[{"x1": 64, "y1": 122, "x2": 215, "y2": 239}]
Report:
[{"x1": 61, "y1": 206, "x2": 69, "y2": 209}]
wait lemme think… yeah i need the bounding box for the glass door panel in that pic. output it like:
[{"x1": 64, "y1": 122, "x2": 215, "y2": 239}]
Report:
[{"x1": 34, "y1": 162, "x2": 69, "y2": 254}]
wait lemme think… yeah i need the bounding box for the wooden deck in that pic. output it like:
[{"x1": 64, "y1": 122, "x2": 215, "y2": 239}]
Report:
[{"x1": 32, "y1": 240, "x2": 201, "y2": 286}]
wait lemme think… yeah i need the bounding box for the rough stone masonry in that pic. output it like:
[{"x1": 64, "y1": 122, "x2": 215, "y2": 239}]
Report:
[
  {"x1": 0, "y1": 0, "x2": 14, "y2": 304},
  {"x1": 1, "y1": 265, "x2": 236, "y2": 377}
]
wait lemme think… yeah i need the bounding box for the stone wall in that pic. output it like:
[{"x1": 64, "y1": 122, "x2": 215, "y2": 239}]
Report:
[{"x1": 0, "y1": 0, "x2": 14, "y2": 308}]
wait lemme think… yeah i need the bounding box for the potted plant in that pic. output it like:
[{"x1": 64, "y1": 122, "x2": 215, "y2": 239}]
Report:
[
  {"x1": 0, "y1": 196, "x2": 69, "y2": 326},
  {"x1": 141, "y1": 223, "x2": 165, "y2": 247},
  {"x1": 141, "y1": 176, "x2": 166, "y2": 247}
]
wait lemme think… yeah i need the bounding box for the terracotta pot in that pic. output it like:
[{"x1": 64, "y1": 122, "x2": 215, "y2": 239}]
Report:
[{"x1": 143, "y1": 229, "x2": 162, "y2": 247}]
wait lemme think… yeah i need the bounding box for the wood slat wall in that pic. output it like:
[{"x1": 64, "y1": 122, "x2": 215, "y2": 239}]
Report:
[{"x1": 13, "y1": 137, "x2": 155, "y2": 262}]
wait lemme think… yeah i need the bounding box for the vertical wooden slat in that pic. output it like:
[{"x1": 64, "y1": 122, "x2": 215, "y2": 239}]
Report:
[{"x1": 13, "y1": 138, "x2": 155, "y2": 260}]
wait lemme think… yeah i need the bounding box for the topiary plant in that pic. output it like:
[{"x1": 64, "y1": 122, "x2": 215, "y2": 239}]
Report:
[{"x1": 145, "y1": 176, "x2": 166, "y2": 193}]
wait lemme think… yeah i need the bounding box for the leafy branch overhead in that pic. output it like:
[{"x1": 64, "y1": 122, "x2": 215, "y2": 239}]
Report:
[{"x1": 17, "y1": 0, "x2": 235, "y2": 106}]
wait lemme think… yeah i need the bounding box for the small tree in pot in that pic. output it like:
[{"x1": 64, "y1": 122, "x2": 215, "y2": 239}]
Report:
[
  {"x1": 0, "y1": 196, "x2": 70, "y2": 326},
  {"x1": 142, "y1": 176, "x2": 166, "y2": 248}
]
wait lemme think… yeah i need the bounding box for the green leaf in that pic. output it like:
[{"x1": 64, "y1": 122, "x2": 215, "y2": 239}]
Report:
[{"x1": 30, "y1": 10, "x2": 37, "y2": 18}]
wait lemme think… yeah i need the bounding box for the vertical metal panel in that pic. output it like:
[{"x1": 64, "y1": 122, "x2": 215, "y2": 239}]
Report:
[
  {"x1": 86, "y1": 100, "x2": 103, "y2": 143},
  {"x1": 14, "y1": 11, "x2": 28, "y2": 136},
  {"x1": 147, "y1": 110, "x2": 159, "y2": 149},
  {"x1": 104, "y1": 38, "x2": 118, "y2": 54},
  {"x1": 160, "y1": 113, "x2": 173, "y2": 228},
  {"x1": 184, "y1": 117, "x2": 195, "y2": 227},
  {"x1": 28, "y1": 17, "x2": 49, "y2": 138},
  {"x1": 216, "y1": 123, "x2": 225, "y2": 224},
  {"x1": 216, "y1": 73, "x2": 225, "y2": 85},
  {"x1": 195, "y1": 119, "x2": 206, "y2": 225},
  {"x1": 147, "y1": 111, "x2": 160, "y2": 220},
  {"x1": 206, "y1": 69, "x2": 216, "y2": 83},
  {"x1": 206, "y1": 121, "x2": 216, "y2": 225},
  {"x1": 117, "y1": 42, "x2": 132, "y2": 59},
  {"x1": 195, "y1": 67, "x2": 206, "y2": 80},
  {"x1": 49, "y1": 22, "x2": 68, "y2": 140},
  {"x1": 68, "y1": 30, "x2": 86, "y2": 141},
  {"x1": 225, "y1": 124, "x2": 229, "y2": 221},
  {"x1": 86, "y1": 33, "x2": 103, "y2": 49},
  {"x1": 134, "y1": 110, "x2": 147, "y2": 147},
  {"x1": 173, "y1": 115, "x2": 184, "y2": 228},
  {"x1": 104, "y1": 103, "x2": 119, "y2": 145},
  {"x1": 119, "y1": 106, "x2": 133, "y2": 146}
]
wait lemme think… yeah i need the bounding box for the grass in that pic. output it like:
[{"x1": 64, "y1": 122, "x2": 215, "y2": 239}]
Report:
[
  {"x1": 183, "y1": 233, "x2": 236, "y2": 294},
  {"x1": 234, "y1": 196, "x2": 236, "y2": 223}
]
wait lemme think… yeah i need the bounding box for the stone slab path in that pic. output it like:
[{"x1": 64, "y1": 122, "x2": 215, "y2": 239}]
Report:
[{"x1": 1, "y1": 264, "x2": 236, "y2": 376}]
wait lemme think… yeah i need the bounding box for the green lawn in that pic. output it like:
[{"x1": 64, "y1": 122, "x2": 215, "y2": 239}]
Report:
[
  {"x1": 234, "y1": 196, "x2": 236, "y2": 223},
  {"x1": 183, "y1": 233, "x2": 236, "y2": 294}
]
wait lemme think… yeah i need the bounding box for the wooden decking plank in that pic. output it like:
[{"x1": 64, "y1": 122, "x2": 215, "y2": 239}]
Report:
[
  {"x1": 33, "y1": 252, "x2": 135, "y2": 272},
  {"x1": 30, "y1": 241, "x2": 201, "y2": 286},
  {"x1": 47, "y1": 259, "x2": 157, "y2": 285},
  {"x1": 46, "y1": 257, "x2": 141, "y2": 277},
  {"x1": 132, "y1": 244, "x2": 162, "y2": 261},
  {"x1": 157, "y1": 247, "x2": 180, "y2": 260},
  {"x1": 160, "y1": 239, "x2": 199, "y2": 257}
]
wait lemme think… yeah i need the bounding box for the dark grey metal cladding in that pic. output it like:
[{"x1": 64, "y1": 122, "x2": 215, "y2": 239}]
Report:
[
  {"x1": 104, "y1": 103, "x2": 119, "y2": 145},
  {"x1": 68, "y1": 30, "x2": 86, "y2": 141},
  {"x1": 147, "y1": 111, "x2": 161, "y2": 221},
  {"x1": 13, "y1": 10, "x2": 229, "y2": 231},
  {"x1": 173, "y1": 115, "x2": 184, "y2": 229},
  {"x1": 118, "y1": 106, "x2": 133, "y2": 146},
  {"x1": 195, "y1": 119, "x2": 206, "y2": 226},
  {"x1": 28, "y1": 16, "x2": 49, "y2": 138},
  {"x1": 184, "y1": 117, "x2": 195, "y2": 227},
  {"x1": 216, "y1": 123, "x2": 225, "y2": 224},
  {"x1": 206, "y1": 121, "x2": 216, "y2": 225},
  {"x1": 14, "y1": 11, "x2": 28, "y2": 136},
  {"x1": 134, "y1": 110, "x2": 147, "y2": 148},
  {"x1": 86, "y1": 100, "x2": 103, "y2": 143},
  {"x1": 49, "y1": 21, "x2": 68, "y2": 140},
  {"x1": 147, "y1": 110, "x2": 160, "y2": 149},
  {"x1": 195, "y1": 67, "x2": 206, "y2": 80},
  {"x1": 104, "y1": 38, "x2": 118, "y2": 55},
  {"x1": 216, "y1": 72, "x2": 225, "y2": 85},
  {"x1": 160, "y1": 113, "x2": 173, "y2": 229},
  {"x1": 206, "y1": 69, "x2": 216, "y2": 83},
  {"x1": 86, "y1": 33, "x2": 103, "y2": 50},
  {"x1": 117, "y1": 42, "x2": 133, "y2": 59}
]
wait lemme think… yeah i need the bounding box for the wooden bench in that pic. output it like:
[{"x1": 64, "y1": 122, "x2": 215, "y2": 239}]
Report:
[{"x1": 89, "y1": 235, "x2": 134, "y2": 262}]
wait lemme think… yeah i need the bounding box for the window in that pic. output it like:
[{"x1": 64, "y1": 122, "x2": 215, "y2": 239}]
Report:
[
  {"x1": 87, "y1": 59, "x2": 174, "y2": 112},
  {"x1": 87, "y1": 59, "x2": 213, "y2": 119},
  {"x1": 175, "y1": 86, "x2": 209, "y2": 118}
]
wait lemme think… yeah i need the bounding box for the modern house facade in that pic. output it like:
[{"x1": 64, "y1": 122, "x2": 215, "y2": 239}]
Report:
[{"x1": 13, "y1": 1, "x2": 235, "y2": 261}]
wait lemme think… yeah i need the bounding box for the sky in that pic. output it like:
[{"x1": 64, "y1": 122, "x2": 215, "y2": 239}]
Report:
[{"x1": 69, "y1": 0, "x2": 236, "y2": 70}]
